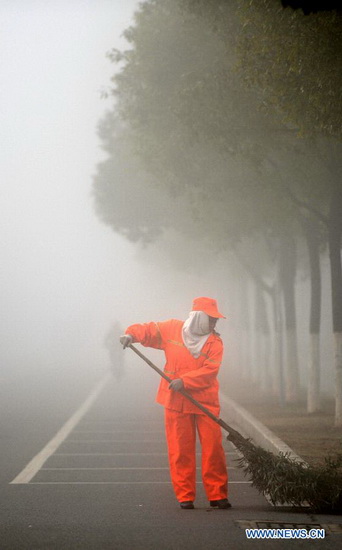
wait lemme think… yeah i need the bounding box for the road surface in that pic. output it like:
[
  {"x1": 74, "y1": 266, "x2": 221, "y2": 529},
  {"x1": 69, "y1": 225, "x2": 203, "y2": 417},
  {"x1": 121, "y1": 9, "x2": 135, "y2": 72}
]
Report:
[{"x1": 1, "y1": 361, "x2": 342, "y2": 549}]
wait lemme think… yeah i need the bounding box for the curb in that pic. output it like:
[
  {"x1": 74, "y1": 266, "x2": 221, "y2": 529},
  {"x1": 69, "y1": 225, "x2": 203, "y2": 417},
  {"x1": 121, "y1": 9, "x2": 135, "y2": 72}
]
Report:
[{"x1": 219, "y1": 392, "x2": 307, "y2": 463}]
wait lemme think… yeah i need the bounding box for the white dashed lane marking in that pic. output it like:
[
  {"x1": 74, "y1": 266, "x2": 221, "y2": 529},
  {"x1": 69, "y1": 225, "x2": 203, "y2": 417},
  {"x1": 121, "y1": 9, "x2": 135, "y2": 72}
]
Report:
[
  {"x1": 9, "y1": 375, "x2": 245, "y2": 487},
  {"x1": 10, "y1": 374, "x2": 112, "y2": 484}
]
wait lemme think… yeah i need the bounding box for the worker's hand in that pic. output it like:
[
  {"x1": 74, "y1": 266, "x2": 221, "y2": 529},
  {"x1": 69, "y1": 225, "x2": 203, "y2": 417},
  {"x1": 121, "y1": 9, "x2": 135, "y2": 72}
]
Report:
[
  {"x1": 169, "y1": 378, "x2": 184, "y2": 392},
  {"x1": 119, "y1": 334, "x2": 133, "y2": 349}
]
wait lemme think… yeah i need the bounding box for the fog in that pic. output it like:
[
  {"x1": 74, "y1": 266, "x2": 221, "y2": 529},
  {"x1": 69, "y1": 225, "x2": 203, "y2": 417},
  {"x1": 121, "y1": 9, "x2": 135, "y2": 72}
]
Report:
[
  {"x1": 0, "y1": 4, "x2": 118, "y2": 385},
  {"x1": 1, "y1": 1, "x2": 339, "y2": 431},
  {"x1": 0, "y1": 2, "x2": 130, "y2": 385},
  {"x1": 0, "y1": 1, "x2": 232, "y2": 417}
]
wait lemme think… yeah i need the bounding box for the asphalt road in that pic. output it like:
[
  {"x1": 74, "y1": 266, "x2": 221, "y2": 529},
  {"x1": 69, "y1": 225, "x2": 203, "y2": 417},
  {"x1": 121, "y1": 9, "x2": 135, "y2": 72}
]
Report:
[{"x1": 1, "y1": 363, "x2": 342, "y2": 549}]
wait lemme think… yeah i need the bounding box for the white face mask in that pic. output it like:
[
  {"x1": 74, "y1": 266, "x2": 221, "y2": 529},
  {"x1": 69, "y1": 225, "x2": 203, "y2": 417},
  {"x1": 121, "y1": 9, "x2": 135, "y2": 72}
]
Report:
[
  {"x1": 182, "y1": 311, "x2": 211, "y2": 358},
  {"x1": 190, "y1": 311, "x2": 210, "y2": 335}
]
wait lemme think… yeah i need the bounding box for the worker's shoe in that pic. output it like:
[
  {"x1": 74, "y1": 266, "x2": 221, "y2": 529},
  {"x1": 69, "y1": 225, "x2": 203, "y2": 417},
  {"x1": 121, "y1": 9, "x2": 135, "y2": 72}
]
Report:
[
  {"x1": 210, "y1": 498, "x2": 232, "y2": 509},
  {"x1": 179, "y1": 501, "x2": 195, "y2": 509}
]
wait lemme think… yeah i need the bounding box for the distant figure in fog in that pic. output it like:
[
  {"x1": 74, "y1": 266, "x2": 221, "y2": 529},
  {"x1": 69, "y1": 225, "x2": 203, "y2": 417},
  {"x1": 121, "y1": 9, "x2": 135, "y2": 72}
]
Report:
[
  {"x1": 120, "y1": 297, "x2": 231, "y2": 510},
  {"x1": 105, "y1": 322, "x2": 125, "y2": 381}
]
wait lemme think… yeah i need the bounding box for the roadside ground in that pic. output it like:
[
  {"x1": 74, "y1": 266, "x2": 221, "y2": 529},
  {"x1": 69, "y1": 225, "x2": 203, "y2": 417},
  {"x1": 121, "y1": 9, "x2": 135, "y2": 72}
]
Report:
[{"x1": 226, "y1": 379, "x2": 342, "y2": 466}]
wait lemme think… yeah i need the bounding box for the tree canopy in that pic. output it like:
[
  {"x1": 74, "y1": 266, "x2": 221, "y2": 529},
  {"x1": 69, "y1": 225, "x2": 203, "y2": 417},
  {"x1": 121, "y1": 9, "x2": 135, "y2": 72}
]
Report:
[{"x1": 237, "y1": 0, "x2": 342, "y2": 140}]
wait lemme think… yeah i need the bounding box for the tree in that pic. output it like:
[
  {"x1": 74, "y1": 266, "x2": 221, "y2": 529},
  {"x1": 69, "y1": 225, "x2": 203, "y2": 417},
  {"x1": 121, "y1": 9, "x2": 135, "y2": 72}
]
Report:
[
  {"x1": 111, "y1": 0, "x2": 311, "y2": 402},
  {"x1": 93, "y1": 112, "x2": 192, "y2": 244},
  {"x1": 236, "y1": 0, "x2": 342, "y2": 423},
  {"x1": 281, "y1": 1, "x2": 341, "y2": 15},
  {"x1": 96, "y1": 0, "x2": 339, "y2": 410},
  {"x1": 180, "y1": 0, "x2": 341, "y2": 410},
  {"x1": 236, "y1": 0, "x2": 342, "y2": 140}
]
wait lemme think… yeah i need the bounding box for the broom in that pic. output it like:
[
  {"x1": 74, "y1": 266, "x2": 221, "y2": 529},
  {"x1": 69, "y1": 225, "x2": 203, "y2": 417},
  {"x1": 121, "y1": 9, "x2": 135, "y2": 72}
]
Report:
[{"x1": 129, "y1": 344, "x2": 342, "y2": 513}]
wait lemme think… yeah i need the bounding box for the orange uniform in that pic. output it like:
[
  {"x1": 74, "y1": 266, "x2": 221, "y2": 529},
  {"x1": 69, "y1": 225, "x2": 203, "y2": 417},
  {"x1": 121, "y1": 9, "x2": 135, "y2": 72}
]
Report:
[{"x1": 126, "y1": 318, "x2": 228, "y2": 503}]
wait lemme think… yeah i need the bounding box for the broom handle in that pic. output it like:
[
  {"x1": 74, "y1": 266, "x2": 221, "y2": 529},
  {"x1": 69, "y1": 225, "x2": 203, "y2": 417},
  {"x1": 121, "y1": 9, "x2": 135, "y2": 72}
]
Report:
[{"x1": 128, "y1": 343, "x2": 240, "y2": 437}]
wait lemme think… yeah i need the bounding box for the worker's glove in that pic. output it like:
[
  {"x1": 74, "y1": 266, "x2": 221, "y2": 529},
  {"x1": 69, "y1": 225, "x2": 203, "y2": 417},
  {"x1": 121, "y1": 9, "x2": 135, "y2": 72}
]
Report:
[
  {"x1": 119, "y1": 334, "x2": 133, "y2": 349},
  {"x1": 169, "y1": 378, "x2": 184, "y2": 392}
]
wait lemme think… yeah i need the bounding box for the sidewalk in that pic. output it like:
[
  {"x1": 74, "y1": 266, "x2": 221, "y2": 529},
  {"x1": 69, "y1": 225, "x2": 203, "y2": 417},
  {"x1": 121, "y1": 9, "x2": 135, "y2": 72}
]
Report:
[{"x1": 221, "y1": 380, "x2": 342, "y2": 466}]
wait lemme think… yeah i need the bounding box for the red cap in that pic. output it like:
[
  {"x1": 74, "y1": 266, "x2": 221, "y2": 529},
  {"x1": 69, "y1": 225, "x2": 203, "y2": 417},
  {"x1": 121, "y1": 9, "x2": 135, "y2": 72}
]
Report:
[{"x1": 191, "y1": 297, "x2": 225, "y2": 319}]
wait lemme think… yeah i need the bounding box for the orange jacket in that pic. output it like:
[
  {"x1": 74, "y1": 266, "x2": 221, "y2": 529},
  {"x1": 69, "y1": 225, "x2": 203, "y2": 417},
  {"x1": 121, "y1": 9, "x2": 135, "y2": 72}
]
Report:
[{"x1": 125, "y1": 319, "x2": 223, "y2": 415}]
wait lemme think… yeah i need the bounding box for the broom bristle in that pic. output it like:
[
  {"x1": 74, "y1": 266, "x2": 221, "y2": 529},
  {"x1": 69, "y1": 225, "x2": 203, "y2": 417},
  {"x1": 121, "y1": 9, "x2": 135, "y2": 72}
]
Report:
[{"x1": 227, "y1": 433, "x2": 342, "y2": 512}]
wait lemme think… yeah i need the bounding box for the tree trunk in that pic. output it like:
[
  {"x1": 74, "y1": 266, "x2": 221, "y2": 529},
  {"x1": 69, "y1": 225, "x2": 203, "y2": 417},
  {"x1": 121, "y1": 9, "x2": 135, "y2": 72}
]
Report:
[
  {"x1": 279, "y1": 235, "x2": 301, "y2": 402},
  {"x1": 254, "y1": 283, "x2": 271, "y2": 391},
  {"x1": 252, "y1": 283, "x2": 260, "y2": 385},
  {"x1": 308, "y1": 334, "x2": 321, "y2": 413},
  {"x1": 262, "y1": 331, "x2": 272, "y2": 392},
  {"x1": 271, "y1": 284, "x2": 285, "y2": 406},
  {"x1": 238, "y1": 277, "x2": 251, "y2": 381},
  {"x1": 328, "y1": 185, "x2": 342, "y2": 426},
  {"x1": 303, "y1": 217, "x2": 322, "y2": 413}
]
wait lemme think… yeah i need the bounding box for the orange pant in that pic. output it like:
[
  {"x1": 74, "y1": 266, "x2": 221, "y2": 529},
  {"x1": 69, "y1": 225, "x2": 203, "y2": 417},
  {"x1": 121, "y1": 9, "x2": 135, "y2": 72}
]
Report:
[{"x1": 164, "y1": 408, "x2": 228, "y2": 502}]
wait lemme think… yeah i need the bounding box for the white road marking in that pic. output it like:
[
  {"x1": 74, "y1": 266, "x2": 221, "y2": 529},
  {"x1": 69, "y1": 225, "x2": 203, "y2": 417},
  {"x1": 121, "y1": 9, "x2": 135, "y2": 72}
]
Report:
[
  {"x1": 55, "y1": 452, "x2": 169, "y2": 456},
  {"x1": 74, "y1": 430, "x2": 165, "y2": 434},
  {"x1": 43, "y1": 467, "x2": 170, "y2": 470},
  {"x1": 10, "y1": 373, "x2": 111, "y2": 484},
  {"x1": 29, "y1": 481, "x2": 252, "y2": 485},
  {"x1": 80, "y1": 420, "x2": 163, "y2": 425},
  {"x1": 54, "y1": 451, "x2": 237, "y2": 456},
  {"x1": 65, "y1": 439, "x2": 167, "y2": 443},
  {"x1": 41, "y1": 467, "x2": 238, "y2": 470}
]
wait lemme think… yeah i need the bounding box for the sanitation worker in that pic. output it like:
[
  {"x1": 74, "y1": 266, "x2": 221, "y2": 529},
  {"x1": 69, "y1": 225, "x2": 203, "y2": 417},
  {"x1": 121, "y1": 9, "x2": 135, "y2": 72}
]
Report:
[{"x1": 119, "y1": 297, "x2": 231, "y2": 510}]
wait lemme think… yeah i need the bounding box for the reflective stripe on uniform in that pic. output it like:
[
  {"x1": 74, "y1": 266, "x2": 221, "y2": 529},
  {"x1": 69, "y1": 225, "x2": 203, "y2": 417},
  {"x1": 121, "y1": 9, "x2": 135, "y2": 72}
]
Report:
[
  {"x1": 199, "y1": 352, "x2": 221, "y2": 364},
  {"x1": 167, "y1": 339, "x2": 185, "y2": 347}
]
